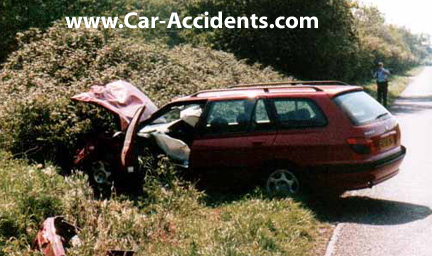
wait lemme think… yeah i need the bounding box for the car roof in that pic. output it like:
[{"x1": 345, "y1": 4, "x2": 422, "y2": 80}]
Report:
[{"x1": 174, "y1": 81, "x2": 363, "y2": 102}]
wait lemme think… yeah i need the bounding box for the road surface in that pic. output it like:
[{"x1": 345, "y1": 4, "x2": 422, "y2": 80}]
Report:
[{"x1": 325, "y1": 67, "x2": 432, "y2": 256}]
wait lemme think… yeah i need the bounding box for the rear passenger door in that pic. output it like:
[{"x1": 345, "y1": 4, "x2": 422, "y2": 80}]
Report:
[{"x1": 270, "y1": 98, "x2": 328, "y2": 167}]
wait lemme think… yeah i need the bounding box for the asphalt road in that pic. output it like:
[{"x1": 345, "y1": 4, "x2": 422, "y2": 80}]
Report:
[{"x1": 325, "y1": 67, "x2": 432, "y2": 256}]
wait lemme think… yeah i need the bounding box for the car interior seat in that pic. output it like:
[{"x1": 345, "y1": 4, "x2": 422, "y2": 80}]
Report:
[
  {"x1": 210, "y1": 117, "x2": 229, "y2": 132},
  {"x1": 295, "y1": 109, "x2": 311, "y2": 120},
  {"x1": 236, "y1": 113, "x2": 250, "y2": 128}
]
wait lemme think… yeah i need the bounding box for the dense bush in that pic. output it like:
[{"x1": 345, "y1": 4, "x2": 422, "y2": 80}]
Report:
[
  {"x1": 182, "y1": 0, "x2": 363, "y2": 81},
  {"x1": 1, "y1": 0, "x2": 99, "y2": 62},
  {"x1": 0, "y1": 23, "x2": 283, "y2": 166},
  {"x1": 181, "y1": 0, "x2": 430, "y2": 82},
  {"x1": 3, "y1": 0, "x2": 430, "y2": 82},
  {"x1": 0, "y1": 0, "x2": 189, "y2": 63},
  {"x1": 0, "y1": 153, "x2": 321, "y2": 256}
]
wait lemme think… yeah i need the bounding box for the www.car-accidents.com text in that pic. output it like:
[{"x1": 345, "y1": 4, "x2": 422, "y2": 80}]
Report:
[{"x1": 65, "y1": 11, "x2": 319, "y2": 29}]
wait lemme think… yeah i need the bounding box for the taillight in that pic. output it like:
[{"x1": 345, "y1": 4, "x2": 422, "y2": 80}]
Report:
[{"x1": 347, "y1": 137, "x2": 376, "y2": 154}]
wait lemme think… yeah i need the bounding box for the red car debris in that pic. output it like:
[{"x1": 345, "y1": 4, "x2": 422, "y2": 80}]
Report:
[
  {"x1": 32, "y1": 217, "x2": 78, "y2": 256},
  {"x1": 32, "y1": 217, "x2": 135, "y2": 256}
]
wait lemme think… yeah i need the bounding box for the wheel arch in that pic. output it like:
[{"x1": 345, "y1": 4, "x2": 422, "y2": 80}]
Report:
[{"x1": 263, "y1": 159, "x2": 304, "y2": 175}]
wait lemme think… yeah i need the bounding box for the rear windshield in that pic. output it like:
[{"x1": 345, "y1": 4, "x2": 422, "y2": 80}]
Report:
[{"x1": 333, "y1": 91, "x2": 390, "y2": 125}]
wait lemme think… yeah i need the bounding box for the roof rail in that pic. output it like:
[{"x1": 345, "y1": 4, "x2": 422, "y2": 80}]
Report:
[
  {"x1": 189, "y1": 80, "x2": 349, "y2": 97},
  {"x1": 190, "y1": 85, "x2": 323, "y2": 97},
  {"x1": 229, "y1": 80, "x2": 348, "y2": 88}
]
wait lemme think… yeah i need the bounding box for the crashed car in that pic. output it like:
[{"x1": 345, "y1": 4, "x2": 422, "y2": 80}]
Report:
[{"x1": 73, "y1": 80, "x2": 406, "y2": 195}]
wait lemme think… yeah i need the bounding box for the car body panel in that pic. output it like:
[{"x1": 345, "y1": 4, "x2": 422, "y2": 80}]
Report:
[
  {"x1": 72, "y1": 80, "x2": 158, "y2": 130},
  {"x1": 191, "y1": 131, "x2": 278, "y2": 170},
  {"x1": 121, "y1": 106, "x2": 147, "y2": 169},
  {"x1": 306, "y1": 146, "x2": 406, "y2": 190}
]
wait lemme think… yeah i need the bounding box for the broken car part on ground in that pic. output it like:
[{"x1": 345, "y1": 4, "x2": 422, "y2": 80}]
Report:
[
  {"x1": 32, "y1": 217, "x2": 80, "y2": 256},
  {"x1": 32, "y1": 217, "x2": 135, "y2": 256}
]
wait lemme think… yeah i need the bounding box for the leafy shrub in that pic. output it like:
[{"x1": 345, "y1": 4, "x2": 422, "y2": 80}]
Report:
[
  {"x1": 0, "y1": 0, "x2": 179, "y2": 62},
  {"x1": 0, "y1": 23, "x2": 284, "y2": 166},
  {"x1": 181, "y1": 0, "x2": 429, "y2": 82},
  {"x1": 181, "y1": 0, "x2": 363, "y2": 81}
]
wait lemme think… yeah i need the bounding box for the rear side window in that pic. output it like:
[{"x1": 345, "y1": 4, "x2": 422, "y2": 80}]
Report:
[
  {"x1": 333, "y1": 91, "x2": 390, "y2": 125},
  {"x1": 251, "y1": 99, "x2": 274, "y2": 131},
  {"x1": 273, "y1": 99, "x2": 327, "y2": 128}
]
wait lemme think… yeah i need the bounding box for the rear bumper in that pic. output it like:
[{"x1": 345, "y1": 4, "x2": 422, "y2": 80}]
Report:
[{"x1": 306, "y1": 146, "x2": 406, "y2": 191}]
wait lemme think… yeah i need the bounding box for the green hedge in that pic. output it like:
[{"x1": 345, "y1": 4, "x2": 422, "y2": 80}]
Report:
[{"x1": 181, "y1": 0, "x2": 429, "y2": 82}]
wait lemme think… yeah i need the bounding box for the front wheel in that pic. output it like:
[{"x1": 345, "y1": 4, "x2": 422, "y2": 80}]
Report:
[
  {"x1": 266, "y1": 169, "x2": 301, "y2": 197},
  {"x1": 87, "y1": 160, "x2": 112, "y2": 193}
]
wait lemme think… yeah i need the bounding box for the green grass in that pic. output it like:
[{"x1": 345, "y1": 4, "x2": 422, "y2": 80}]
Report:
[
  {"x1": 363, "y1": 66, "x2": 425, "y2": 106},
  {"x1": 0, "y1": 154, "x2": 327, "y2": 256}
]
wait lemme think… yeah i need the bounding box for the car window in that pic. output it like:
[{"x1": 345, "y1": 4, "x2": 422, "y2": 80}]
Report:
[
  {"x1": 273, "y1": 98, "x2": 326, "y2": 128},
  {"x1": 204, "y1": 99, "x2": 255, "y2": 134},
  {"x1": 333, "y1": 91, "x2": 390, "y2": 125},
  {"x1": 251, "y1": 99, "x2": 274, "y2": 131},
  {"x1": 151, "y1": 104, "x2": 201, "y2": 125},
  {"x1": 254, "y1": 99, "x2": 270, "y2": 123}
]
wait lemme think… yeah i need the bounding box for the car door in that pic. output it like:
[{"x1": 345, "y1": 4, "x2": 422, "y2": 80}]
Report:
[
  {"x1": 270, "y1": 97, "x2": 329, "y2": 168},
  {"x1": 189, "y1": 98, "x2": 277, "y2": 182},
  {"x1": 238, "y1": 98, "x2": 278, "y2": 181},
  {"x1": 121, "y1": 105, "x2": 147, "y2": 172}
]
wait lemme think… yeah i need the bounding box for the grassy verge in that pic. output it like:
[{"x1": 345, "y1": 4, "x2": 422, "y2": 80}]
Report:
[
  {"x1": 0, "y1": 154, "x2": 329, "y2": 256},
  {"x1": 363, "y1": 66, "x2": 425, "y2": 105}
]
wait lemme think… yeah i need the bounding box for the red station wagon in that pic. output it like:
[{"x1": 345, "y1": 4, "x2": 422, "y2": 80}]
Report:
[{"x1": 75, "y1": 81, "x2": 407, "y2": 196}]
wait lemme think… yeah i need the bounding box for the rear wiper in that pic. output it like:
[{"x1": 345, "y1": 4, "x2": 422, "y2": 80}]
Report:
[{"x1": 375, "y1": 112, "x2": 389, "y2": 120}]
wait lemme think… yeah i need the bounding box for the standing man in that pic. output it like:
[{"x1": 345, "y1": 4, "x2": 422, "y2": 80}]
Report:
[{"x1": 374, "y1": 62, "x2": 391, "y2": 107}]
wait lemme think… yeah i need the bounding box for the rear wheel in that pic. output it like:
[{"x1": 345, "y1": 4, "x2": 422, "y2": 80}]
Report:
[{"x1": 266, "y1": 169, "x2": 300, "y2": 197}]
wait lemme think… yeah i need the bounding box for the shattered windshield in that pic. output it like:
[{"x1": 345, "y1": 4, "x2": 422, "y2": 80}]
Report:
[{"x1": 151, "y1": 104, "x2": 203, "y2": 125}]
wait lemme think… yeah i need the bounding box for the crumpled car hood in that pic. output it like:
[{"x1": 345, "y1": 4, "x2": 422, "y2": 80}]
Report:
[{"x1": 72, "y1": 80, "x2": 158, "y2": 130}]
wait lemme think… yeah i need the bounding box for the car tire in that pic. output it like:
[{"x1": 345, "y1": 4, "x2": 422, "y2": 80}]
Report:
[
  {"x1": 87, "y1": 160, "x2": 112, "y2": 192},
  {"x1": 266, "y1": 169, "x2": 301, "y2": 197}
]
